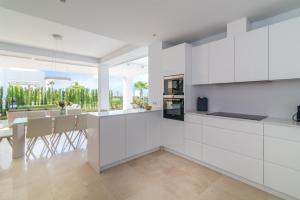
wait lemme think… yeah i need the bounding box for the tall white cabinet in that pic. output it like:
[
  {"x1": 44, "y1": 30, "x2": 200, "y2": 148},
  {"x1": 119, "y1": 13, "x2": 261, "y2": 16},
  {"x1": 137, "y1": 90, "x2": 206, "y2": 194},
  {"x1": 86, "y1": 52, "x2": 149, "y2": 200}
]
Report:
[
  {"x1": 269, "y1": 16, "x2": 300, "y2": 80},
  {"x1": 162, "y1": 43, "x2": 189, "y2": 76},
  {"x1": 191, "y1": 44, "x2": 209, "y2": 84},
  {"x1": 235, "y1": 27, "x2": 269, "y2": 82},
  {"x1": 209, "y1": 37, "x2": 235, "y2": 83}
]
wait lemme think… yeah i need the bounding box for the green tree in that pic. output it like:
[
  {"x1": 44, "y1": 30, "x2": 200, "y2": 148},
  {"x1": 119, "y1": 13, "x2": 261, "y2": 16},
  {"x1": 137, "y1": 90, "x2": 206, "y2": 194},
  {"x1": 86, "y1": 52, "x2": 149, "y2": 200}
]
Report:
[{"x1": 133, "y1": 81, "x2": 149, "y2": 99}]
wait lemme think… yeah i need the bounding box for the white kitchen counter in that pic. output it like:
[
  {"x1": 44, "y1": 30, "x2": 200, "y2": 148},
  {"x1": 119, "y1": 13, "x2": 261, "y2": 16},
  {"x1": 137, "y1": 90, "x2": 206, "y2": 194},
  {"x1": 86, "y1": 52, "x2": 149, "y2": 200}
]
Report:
[
  {"x1": 187, "y1": 111, "x2": 300, "y2": 128},
  {"x1": 89, "y1": 108, "x2": 162, "y2": 118}
]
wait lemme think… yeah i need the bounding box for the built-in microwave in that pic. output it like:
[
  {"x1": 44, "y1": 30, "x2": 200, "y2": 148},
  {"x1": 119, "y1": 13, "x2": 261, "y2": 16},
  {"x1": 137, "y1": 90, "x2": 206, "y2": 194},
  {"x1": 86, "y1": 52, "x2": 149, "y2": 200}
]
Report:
[
  {"x1": 163, "y1": 74, "x2": 184, "y2": 95},
  {"x1": 163, "y1": 95, "x2": 184, "y2": 121}
]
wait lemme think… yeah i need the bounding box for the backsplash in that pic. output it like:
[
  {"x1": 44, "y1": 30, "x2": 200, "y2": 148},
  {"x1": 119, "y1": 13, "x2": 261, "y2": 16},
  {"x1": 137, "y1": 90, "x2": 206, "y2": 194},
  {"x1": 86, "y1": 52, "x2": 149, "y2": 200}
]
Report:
[{"x1": 193, "y1": 79, "x2": 300, "y2": 119}]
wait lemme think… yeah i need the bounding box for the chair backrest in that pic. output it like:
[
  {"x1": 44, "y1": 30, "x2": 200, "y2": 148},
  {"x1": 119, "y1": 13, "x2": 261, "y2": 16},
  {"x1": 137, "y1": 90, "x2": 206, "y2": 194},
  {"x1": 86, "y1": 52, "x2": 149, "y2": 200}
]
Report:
[
  {"x1": 7, "y1": 111, "x2": 27, "y2": 126},
  {"x1": 27, "y1": 117, "x2": 53, "y2": 138},
  {"x1": 54, "y1": 115, "x2": 76, "y2": 133},
  {"x1": 76, "y1": 114, "x2": 87, "y2": 130},
  {"x1": 67, "y1": 108, "x2": 81, "y2": 115},
  {"x1": 27, "y1": 110, "x2": 47, "y2": 119},
  {"x1": 49, "y1": 110, "x2": 61, "y2": 117}
]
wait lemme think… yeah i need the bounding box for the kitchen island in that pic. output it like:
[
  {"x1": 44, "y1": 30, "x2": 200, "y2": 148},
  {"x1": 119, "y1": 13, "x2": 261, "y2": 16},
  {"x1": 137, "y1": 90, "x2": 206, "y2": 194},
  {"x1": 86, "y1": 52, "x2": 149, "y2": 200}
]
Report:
[{"x1": 87, "y1": 109, "x2": 162, "y2": 172}]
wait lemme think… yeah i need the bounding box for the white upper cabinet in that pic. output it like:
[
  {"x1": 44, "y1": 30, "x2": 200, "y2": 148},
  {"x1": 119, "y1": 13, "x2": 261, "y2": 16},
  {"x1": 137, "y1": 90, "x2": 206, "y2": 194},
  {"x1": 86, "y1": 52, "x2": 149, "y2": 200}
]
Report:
[
  {"x1": 209, "y1": 37, "x2": 235, "y2": 83},
  {"x1": 235, "y1": 27, "x2": 269, "y2": 82},
  {"x1": 192, "y1": 44, "x2": 209, "y2": 84},
  {"x1": 269, "y1": 16, "x2": 300, "y2": 80},
  {"x1": 162, "y1": 43, "x2": 188, "y2": 76}
]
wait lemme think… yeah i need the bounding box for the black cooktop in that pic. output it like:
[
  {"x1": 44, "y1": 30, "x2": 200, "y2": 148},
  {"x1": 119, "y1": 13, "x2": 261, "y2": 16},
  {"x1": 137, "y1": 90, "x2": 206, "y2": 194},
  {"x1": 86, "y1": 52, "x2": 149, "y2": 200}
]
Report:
[{"x1": 207, "y1": 112, "x2": 267, "y2": 121}]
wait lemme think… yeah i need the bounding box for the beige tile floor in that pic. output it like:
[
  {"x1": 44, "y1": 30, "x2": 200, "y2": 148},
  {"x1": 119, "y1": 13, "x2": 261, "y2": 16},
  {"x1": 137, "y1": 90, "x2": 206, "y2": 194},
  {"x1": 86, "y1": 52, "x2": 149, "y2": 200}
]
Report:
[{"x1": 0, "y1": 141, "x2": 281, "y2": 200}]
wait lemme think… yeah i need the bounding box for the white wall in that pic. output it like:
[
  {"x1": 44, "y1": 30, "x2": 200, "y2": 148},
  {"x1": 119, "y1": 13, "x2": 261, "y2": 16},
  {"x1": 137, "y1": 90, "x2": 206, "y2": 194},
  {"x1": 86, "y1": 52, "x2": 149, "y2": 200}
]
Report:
[
  {"x1": 195, "y1": 80, "x2": 300, "y2": 119},
  {"x1": 98, "y1": 64, "x2": 110, "y2": 111}
]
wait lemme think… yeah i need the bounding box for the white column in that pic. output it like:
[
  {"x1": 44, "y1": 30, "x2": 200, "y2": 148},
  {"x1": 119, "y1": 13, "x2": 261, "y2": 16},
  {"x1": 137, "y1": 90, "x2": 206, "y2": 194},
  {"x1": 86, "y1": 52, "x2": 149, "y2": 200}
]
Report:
[
  {"x1": 98, "y1": 64, "x2": 110, "y2": 112},
  {"x1": 122, "y1": 76, "x2": 133, "y2": 110}
]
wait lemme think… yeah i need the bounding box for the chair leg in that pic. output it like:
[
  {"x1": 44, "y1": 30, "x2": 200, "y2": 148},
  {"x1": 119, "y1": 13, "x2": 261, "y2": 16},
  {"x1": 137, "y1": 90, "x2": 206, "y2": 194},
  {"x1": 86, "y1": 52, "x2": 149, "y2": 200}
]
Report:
[
  {"x1": 64, "y1": 132, "x2": 75, "y2": 150},
  {"x1": 7, "y1": 137, "x2": 13, "y2": 147},
  {"x1": 41, "y1": 136, "x2": 54, "y2": 157},
  {"x1": 26, "y1": 138, "x2": 37, "y2": 161}
]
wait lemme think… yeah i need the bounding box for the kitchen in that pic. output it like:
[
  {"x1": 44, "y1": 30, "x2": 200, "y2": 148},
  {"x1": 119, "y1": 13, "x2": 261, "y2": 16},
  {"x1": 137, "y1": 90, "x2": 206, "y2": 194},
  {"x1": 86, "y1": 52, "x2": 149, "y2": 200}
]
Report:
[{"x1": 88, "y1": 13, "x2": 300, "y2": 200}]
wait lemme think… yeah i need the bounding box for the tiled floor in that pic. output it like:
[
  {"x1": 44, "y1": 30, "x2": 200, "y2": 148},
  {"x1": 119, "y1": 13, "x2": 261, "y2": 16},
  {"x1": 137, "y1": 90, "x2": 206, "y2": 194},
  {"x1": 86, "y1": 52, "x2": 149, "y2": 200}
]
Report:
[{"x1": 0, "y1": 140, "x2": 281, "y2": 200}]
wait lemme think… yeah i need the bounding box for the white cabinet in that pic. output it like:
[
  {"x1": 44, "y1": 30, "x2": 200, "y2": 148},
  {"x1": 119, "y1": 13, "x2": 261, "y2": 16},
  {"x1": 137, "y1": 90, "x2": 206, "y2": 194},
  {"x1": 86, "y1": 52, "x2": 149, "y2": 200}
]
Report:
[
  {"x1": 209, "y1": 37, "x2": 235, "y2": 83},
  {"x1": 192, "y1": 44, "x2": 209, "y2": 84},
  {"x1": 100, "y1": 116, "x2": 126, "y2": 166},
  {"x1": 145, "y1": 111, "x2": 162, "y2": 150},
  {"x1": 162, "y1": 43, "x2": 189, "y2": 76},
  {"x1": 126, "y1": 114, "x2": 147, "y2": 157},
  {"x1": 184, "y1": 119, "x2": 203, "y2": 161},
  {"x1": 203, "y1": 145, "x2": 263, "y2": 183},
  {"x1": 269, "y1": 16, "x2": 300, "y2": 80},
  {"x1": 235, "y1": 27, "x2": 269, "y2": 82},
  {"x1": 202, "y1": 116, "x2": 263, "y2": 184},
  {"x1": 162, "y1": 118, "x2": 184, "y2": 153},
  {"x1": 264, "y1": 124, "x2": 300, "y2": 199}
]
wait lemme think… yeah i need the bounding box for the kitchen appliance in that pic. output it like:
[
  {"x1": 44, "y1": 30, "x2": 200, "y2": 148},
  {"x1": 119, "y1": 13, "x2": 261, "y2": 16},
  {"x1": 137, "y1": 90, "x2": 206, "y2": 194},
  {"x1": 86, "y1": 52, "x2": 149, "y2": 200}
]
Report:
[
  {"x1": 163, "y1": 74, "x2": 184, "y2": 95},
  {"x1": 292, "y1": 105, "x2": 300, "y2": 122},
  {"x1": 163, "y1": 96, "x2": 184, "y2": 121},
  {"x1": 197, "y1": 97, "x2": 208, "y2": 112},
  {"x1": 207, "y1": 112, "x2": 267, "y2": 121}
]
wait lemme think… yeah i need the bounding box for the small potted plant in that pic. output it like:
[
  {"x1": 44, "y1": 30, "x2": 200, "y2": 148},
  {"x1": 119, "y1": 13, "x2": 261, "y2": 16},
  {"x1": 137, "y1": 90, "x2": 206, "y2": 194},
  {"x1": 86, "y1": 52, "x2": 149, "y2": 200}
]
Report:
[{"x1": 58, "y1": 101, "x2": 66, "y2": 115}]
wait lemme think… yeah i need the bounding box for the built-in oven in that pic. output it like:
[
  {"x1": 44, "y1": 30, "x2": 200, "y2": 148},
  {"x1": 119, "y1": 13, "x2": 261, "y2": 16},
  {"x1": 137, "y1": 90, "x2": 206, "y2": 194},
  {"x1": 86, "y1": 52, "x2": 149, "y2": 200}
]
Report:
[
  {"x1": 163, "y1": 95, "x2": 184, "y2": 121},
  {"x1": 163, "y1": 74, "x2": 184, "y2": 95}
]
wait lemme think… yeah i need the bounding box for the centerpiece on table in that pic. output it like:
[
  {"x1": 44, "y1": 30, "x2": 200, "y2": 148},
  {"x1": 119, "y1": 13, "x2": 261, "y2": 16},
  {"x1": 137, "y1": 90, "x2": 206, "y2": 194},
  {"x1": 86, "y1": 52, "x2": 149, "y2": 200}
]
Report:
[{"x1": 58, "y1": 101, "x2": 66, "y2": 115}]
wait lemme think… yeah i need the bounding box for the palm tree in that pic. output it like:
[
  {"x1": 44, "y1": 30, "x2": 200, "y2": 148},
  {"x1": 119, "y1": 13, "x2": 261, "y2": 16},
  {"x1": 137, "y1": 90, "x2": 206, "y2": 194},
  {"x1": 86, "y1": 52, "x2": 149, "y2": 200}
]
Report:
[{"x1": 134, "y1": 81, "x2": 149, "y2": 99}]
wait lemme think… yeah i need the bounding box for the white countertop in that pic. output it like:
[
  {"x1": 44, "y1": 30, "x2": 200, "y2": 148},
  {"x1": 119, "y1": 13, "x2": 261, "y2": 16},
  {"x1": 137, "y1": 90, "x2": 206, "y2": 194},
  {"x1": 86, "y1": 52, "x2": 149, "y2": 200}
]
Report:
[
  {"x1": 186, "y1": 111, "x2": 300, "y2": 128},
  {"x1": 89, "y1": 108, "x2": 162, "y2": 117}
]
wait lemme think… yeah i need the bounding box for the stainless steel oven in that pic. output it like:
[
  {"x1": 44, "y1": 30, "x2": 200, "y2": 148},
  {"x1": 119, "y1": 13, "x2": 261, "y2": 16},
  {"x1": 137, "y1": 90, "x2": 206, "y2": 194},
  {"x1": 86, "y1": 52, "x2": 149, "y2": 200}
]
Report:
[
  {"x1": 163, "y1": 74, "x2": 184, "y2": 95},
  {"x1": 163, "y1": 95, "x2": 184, "y2": 121}
]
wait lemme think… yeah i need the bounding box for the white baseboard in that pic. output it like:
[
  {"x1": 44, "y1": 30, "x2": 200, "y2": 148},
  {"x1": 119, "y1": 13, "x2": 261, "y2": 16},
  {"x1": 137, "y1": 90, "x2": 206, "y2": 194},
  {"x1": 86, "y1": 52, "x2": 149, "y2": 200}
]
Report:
[
  {"x1": 163, "y1": 147, "x2": 299, "y2": 200},
  {"x1": 100, "y1": 147, "x2": 160, "y2": 172}
]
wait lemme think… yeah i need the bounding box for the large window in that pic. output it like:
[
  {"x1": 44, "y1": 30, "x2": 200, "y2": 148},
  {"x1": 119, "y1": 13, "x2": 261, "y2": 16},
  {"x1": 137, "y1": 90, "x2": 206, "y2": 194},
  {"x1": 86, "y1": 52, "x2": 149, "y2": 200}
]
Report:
[{"x1": 109, "y1": 57, "x2": 148, "y2": 110}]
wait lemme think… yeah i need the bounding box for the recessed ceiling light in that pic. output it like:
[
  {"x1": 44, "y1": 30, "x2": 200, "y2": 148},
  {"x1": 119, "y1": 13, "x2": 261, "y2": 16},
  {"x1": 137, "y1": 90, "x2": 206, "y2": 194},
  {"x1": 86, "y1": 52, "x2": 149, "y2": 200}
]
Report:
[
  {"x1": 52, "y1": 34, "x2": 63, "y2": 40},
  {"x1": 60, "y1": 0, "x2": 66, "y2": 3},
  {"x1": 152, "y1": 33, "x2": 157, "y2": 37}
]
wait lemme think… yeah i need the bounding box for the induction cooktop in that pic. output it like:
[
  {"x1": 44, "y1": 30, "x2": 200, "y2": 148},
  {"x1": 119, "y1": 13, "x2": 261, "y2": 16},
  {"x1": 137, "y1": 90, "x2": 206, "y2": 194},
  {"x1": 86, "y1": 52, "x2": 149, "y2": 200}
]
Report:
[{"x1": 207, "y1": 112, "x2": 267, "y2": 121}]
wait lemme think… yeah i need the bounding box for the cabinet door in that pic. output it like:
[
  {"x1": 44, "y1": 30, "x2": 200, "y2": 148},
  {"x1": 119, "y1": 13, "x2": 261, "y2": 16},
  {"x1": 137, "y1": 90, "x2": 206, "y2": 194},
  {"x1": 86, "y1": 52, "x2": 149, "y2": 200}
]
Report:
[
  {"x1": 162, "y1": 44, "x2": 186, "y2": 76},
  {"x1": 269, "y1": 16, "x2": 300, "y2": 80},
  {"x1": 100, "y1": 116, "x2": 126, "y2": 166},
  {"x1": 146, "y1": 111, "x2": 162, "y2": 150},
  {"x1": 126, "y1": 114, "x2": 147, "y2": 157},
  {"x1": 209, "y1": 37, "x2": 235, "y2": 83},
  {"x1": 192, "y1": 44, "x2": 209, "y2": 84},
  {"x1": 162, "y1": 119, "x2": 184, "y2": 153},
  {"x1": 235, "y1": 27, "x2": 269, "y2": 82},
  {"x1": 185, "y1": 140, "x2": 202, "y2": 161}
]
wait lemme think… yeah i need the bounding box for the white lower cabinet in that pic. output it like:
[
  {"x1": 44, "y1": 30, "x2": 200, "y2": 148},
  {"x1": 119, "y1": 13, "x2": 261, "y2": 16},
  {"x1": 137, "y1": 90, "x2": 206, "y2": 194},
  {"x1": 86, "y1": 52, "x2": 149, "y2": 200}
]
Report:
[
  {"x1": 126, "y1": 114, "x2": 147, "y2": 157},
  {"x1": 185, "y1": 140, "x2": 202, "y2": 161},
  {"x1": 145, "y1": 111, "x2": 162, "y2": 150},
  {"x1": 264, "y1": 124, "x2": 300, "y2": 199},
  {"x1": 203, "y1": 145, "x2": 263, "y2": 184},
  {"x1": 162, "y1": 118, "x2": 184, "y2": 153},
  {"x1": 100, "y1": 116, "x2": 126, "y2": 167},
  {"x1": 202, "y1": 118, "x2": 264, "y2": 184}
]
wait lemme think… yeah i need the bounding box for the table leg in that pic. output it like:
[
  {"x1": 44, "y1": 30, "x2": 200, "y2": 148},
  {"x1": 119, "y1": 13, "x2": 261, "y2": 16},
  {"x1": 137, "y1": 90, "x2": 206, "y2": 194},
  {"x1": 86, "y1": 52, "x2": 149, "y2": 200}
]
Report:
[{"x1": 12, "y1": 124, "x2": 25, "y2": 159}]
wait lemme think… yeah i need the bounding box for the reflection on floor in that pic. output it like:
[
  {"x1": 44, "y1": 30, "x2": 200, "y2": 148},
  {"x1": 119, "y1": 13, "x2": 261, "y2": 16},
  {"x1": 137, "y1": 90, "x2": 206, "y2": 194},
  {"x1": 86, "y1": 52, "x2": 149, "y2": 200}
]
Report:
[{"x1": 0, "y1": 144, "x2": 281, "y2": 200}]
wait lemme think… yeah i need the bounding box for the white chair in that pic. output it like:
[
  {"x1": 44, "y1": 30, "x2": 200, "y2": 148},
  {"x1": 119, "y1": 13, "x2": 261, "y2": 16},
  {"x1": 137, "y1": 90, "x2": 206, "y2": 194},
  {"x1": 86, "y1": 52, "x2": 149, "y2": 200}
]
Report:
[
  {"x1": 0, "y1": 128, "x2": 13, "y2": 147},
  {"x1": 66, "y1": 108, "x2": 81, "y2": 115},
  {"x1": 53, "y1": 115, "x2": 76, "y2": 153},
  {"x1": 27, "y1": 110, "x2": 47, "y2": 119},
  {"x1": 26, "y1": 117, "x2": 54, "y2": 160},
  {"x1": 73, "y1": 114, "x2": 88, "y2": 148},
  {"x1": 49, "y1": 110, "x2": 61, "y2": 117},
  {"x1": 7, "y1": 111, "x2": 27, "y2": 127}
]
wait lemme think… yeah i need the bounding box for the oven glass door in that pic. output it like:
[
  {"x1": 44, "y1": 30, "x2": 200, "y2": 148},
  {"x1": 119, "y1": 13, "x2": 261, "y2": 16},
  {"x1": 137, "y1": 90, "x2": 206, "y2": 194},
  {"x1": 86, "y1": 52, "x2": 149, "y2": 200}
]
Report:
[
  {"x1": 163, "y1": 78, "x2": 184, "y2": 95},
  {"x1": 163, "y1": 98, "x2": 184, "y2": 121}
]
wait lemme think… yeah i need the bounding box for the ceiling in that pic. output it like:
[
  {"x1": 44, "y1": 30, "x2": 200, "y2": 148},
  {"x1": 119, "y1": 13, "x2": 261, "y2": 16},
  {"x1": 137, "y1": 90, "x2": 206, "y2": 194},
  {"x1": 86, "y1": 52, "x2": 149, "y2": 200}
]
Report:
[
  {"x1": 0, "y1": 7, "x2": 126, "y2": 58},
  {"x1": 0, "y1": 0, "x2": 299, "y2": 46},
  {"x1": 110, "y1": 57, "x2": 148, "y2": 78}
]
